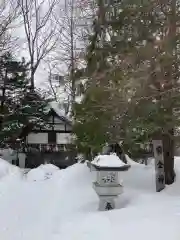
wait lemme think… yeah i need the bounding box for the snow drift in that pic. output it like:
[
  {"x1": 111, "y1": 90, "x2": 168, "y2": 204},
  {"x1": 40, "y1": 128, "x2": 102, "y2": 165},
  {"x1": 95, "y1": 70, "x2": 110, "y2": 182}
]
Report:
[
  {"x1": 0, "y1": 156, "x2": 179, "y2": 239},
  {"x1": 27, "y1": 164, "x2": 60, "y2": 181},
  {"x1": 0, "y1": 157, "x2": 21, "y2": 179}
]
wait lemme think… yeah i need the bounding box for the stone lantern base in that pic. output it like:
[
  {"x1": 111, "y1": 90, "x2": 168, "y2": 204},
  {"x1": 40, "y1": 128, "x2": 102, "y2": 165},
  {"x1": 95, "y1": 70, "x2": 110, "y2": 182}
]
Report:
[
  {"x1": 93, "y1": 182, "x2": 123, "y2": 211},
  {"x1": 98, "y1": 196, "x2": 116, "y2": 211}
]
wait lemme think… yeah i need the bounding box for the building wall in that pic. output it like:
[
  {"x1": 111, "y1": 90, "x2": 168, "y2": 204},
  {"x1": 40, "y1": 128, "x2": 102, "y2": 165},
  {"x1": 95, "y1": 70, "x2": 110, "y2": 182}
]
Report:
[
  {"x1": 54, "y1": 117, "x2": 64, "y2": 124},
  {"x1": 27, "y1": 133, "x2": 48, "y2": 144},
  {"x1": 26, "y1": 113, "x2": 72, "y2": 145},
  {"x1": 26, "y1": 132, "x2": 72, "y2": 145},
  {"x1": 46, "y1": 116, "x2": 70, "y2": 131},
  {"x1": 65, "y1": 124, "x2": 72, "y2": 131},
  {"x1": 56, "y1": 133, "x2": 71, "y2": 144},
  {"x1": 53, "y1": 124, "x2": 65, "y2": 131}
]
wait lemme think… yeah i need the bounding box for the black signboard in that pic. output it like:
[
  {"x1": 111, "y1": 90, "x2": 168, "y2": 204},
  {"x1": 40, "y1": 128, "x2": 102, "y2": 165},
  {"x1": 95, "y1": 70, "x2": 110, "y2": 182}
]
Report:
[{"x1": 152, "y1": 140, "x2": 165, "y2": 192}]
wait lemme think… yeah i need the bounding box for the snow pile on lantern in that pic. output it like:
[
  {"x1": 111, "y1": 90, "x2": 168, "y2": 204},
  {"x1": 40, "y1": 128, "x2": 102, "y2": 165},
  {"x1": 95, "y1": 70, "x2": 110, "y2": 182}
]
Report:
[{"x1": 92, "y1": 153, "x2": 127, "y2": 167}]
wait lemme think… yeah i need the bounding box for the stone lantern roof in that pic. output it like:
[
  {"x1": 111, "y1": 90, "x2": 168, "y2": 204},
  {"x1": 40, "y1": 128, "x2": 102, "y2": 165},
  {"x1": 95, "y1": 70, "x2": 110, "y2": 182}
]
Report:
[{"x1": 91, "y1": 154, "x2": 131, "y2": 171}]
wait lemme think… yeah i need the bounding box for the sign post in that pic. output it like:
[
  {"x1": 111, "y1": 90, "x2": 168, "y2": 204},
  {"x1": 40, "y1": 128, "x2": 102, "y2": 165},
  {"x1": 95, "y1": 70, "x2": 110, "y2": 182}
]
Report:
[{"x1": 152, "y1": 140, "x2": 165, "y2": 192}]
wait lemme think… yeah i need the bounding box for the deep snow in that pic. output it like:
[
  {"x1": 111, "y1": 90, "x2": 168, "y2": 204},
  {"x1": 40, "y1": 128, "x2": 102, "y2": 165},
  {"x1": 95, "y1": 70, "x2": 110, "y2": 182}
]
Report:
[
  {"x1": 27, "y1": 164, "x2": 60, "y2": 181},
  {"x1": 0, "y1": 157, "x2": 180, "y2": 239}
]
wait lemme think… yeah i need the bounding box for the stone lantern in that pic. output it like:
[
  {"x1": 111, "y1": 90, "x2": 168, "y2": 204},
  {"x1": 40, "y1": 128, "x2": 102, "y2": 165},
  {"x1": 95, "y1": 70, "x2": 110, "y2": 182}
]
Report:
[{"x1": 91, "y1": 154, "x2": 130, "y2": 211}]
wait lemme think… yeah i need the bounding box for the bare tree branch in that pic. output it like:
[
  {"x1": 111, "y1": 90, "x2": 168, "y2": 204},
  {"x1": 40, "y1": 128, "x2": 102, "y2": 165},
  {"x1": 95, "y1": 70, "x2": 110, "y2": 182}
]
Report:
[
  {"x1": 45, "y1": 0, "x2": 93, "y2": 107},
  {"x1": 0, "y1": 0, "x2": 20, "y2": 54},
  {"x1": 19, "y1": 0, "x2": 59, "y2": 90}
]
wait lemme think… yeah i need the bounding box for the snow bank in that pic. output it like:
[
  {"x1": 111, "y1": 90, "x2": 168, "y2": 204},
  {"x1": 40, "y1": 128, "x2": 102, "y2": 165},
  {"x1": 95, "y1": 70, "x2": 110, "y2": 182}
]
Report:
[
  {"x1": 92, "y1": 153, "x2": 125, "y2": 167},
  {"x1": 0, "y1": 158, "x2": 21, "y2": 179},
  {"x1": 125, "y1": 154, "x2": 139, "y2": 165},
  {"x1": 26, "y1": 164, "x2": 60, "y2": 181},
  {"x1": 1, "y1": 158, "x2": 180, "y2": 239}
]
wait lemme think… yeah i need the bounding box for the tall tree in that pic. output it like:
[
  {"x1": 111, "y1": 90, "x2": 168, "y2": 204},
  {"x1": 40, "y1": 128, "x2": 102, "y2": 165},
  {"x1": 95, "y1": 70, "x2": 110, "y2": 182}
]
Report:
[
  {"x1": 0, "y1": 52, "x2": 48, "y2": 144},
  {"x1": 19, "y1": 0, "x2": 58, "y2": 90},
  {"x1": 74, "y1": 0, "x2": 180, "y2": 184},
  {"x1": 48, "y1": 0, "x2": 93, "y2": 114}
]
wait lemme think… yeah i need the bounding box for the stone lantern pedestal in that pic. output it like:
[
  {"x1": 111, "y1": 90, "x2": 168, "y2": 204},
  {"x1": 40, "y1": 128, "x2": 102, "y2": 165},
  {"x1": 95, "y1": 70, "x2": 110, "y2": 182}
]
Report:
[{"x1": 92, "y1": 163, "x2": 130, "y2": 211}]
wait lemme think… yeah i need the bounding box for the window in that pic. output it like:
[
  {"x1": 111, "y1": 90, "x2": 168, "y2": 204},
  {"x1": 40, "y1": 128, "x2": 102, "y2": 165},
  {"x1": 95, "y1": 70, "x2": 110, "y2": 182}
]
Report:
[
  {"x1": 48, "y1": 132, "x2": 56, "y2": 144},
  {"x1": 52, "y1": 74, "x2": 64, "y2": 83}
]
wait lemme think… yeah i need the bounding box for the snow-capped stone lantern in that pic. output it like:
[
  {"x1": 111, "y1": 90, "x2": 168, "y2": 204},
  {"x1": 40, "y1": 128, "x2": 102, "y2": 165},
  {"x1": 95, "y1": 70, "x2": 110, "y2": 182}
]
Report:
[{"x1": 91, "y1": 154, "x2": 130, "y2": 211}]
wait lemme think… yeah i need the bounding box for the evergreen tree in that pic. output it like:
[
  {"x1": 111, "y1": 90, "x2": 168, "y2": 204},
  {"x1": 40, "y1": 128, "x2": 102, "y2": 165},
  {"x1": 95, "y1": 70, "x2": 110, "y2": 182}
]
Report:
[
  {"x1": 74, "y1": 0, "x2": 180, "y2": 184},
  {"x1": 0, "y1": 52, "x2": 48, "y2": 144},
  {"x1": 73, "y1": 0, "x2": 135, "y2": 155},
  {"x1": 73, "y1": 86, "x2": 111, "y2": 157}
]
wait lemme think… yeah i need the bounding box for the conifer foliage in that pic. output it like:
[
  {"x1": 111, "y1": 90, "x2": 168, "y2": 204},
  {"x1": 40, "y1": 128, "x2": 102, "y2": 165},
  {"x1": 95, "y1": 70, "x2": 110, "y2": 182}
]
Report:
[
  {"x1": 0, "y1": 52, "x2": 47, "y2": 144},
  {"x1": 74, "y1": 0, "x2": 180, "y2": 184}
]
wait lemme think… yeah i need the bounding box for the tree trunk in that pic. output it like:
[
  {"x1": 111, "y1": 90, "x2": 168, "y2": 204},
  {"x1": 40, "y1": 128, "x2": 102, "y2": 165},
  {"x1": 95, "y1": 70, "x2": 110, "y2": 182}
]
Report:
[
  {"x1": 161, "y1": 0, "x2": 176, "y2": 185},
  {"x1": 162, "y1": 129, "x2": 176, "y2": 185},
  {"x1": 30, "y1": 69, "x2": 35, "y2": 90},
  {"x1": 0, "y1": 70, "x2": 7, "y2": 130}
]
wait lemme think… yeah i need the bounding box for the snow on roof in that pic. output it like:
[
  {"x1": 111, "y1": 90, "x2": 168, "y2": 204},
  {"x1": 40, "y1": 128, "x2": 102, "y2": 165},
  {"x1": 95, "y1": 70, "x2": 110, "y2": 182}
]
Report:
[
  {"x1": 49, "y1": 101, "x2": 72, "y2": 124},
  {"x1": 92, "y1": 153, "x2": 126, "y2": 168}
]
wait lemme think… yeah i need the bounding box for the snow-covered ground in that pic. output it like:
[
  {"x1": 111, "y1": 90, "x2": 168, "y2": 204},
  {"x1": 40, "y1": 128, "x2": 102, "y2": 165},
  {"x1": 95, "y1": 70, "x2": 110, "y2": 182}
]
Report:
[{"x1": 0, "y1": 157, "x2": 180, "y2": 240}]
